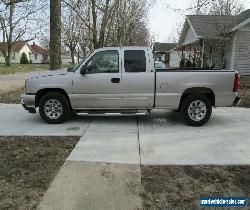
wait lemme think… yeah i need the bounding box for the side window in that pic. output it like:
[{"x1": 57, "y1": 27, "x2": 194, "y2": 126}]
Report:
[
  {"x1": 85, "y1": 50, "x2": 119, "y2": 74},
  {"x1": 124, "y1": 50, "x2": 146, "y2": 72}
]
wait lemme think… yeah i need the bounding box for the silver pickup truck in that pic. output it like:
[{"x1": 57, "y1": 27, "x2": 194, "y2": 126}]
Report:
[{"x1": 21, "y1": 46, "x2": 241, "y2": 126}]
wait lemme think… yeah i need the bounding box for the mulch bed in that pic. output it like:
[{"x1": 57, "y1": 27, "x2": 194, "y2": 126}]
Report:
[
  {"x1": 0, "y1": 88, "x2": 24, "y2": 104},
  {"x1": 0, "y1": 136, "x2": 78, "y2": 210},
  {"x1": 239, "y1": 87, "x2": 250, "y2": 108},
  {"x1": 140, "y1": 165, "x2": 250, "y2": 209}
]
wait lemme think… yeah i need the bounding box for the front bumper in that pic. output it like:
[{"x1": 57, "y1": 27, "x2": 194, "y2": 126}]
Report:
[{"x1": 21, "y1": 94, "x2": 36, "y2": 113}]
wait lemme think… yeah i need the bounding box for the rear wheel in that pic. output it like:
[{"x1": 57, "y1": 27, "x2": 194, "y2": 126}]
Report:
[
  {"x1": 39, "y1": 92, "x2": 70, "y2": 124},
  {"x1": 181, "y1": 94, "x2": 212, "y2": 126}
]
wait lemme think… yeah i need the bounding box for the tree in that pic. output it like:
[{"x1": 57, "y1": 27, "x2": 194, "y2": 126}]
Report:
[
  {"x1": 50, "y1": 0, "x2": 61, "y2": 70},
  {"x1": 0, "y1": 0, "x2": 41, "y2": 66},
  {"x1": 209, "y1": 0, "x2": 244, "y2": 15},
  {"x1": 62, "y1": 0, "x2": 152, "y2": 53},
  {"x1": 62, "y1": 4, "x2": 80, "y2": 65},
  {"x1": 20, "y1": 52, "x2": 29, "y2": 64},
  {"x1": 191, "y1": 0, "x2": 244, "y2": 15}
]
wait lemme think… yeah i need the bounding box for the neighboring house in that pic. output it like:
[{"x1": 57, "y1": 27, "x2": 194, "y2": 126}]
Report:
[
  {"x1": 178, "y1": 9, "x2": 250, "y2": 73},
  {"x1": 0, "y1": 41, "x2": 32, "y2": 64},
  {"x1": 30, "y1": 42, "x2": 49, "y2": 64},
  {"x1": 153, "y1": 42, "x2": 177, "y2": 67}
]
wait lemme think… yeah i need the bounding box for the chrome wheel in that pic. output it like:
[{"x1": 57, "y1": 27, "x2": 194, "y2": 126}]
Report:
[
  {"x1": 188, "y1": 100, "x2": 207, "y2": 122},
  {"x1": 44, "y1": 99, "x2": 63, "y2": 120}
]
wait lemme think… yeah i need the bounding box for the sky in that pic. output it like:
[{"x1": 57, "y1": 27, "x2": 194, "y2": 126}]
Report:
[{"x1": 149, "y1": 0, "x2": 250, "y2": 42}]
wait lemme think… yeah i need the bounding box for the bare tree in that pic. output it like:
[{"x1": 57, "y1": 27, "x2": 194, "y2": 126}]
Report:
[
  {"x1": 62, "y1": 0, "x2": 152, "y2": 52},
  {"x1": 62, "y1": 6, "x2": 80, "y2": 65},
  {"x1": 190, "y1": 0, "x2": 244, "y2": 15},
  {"x1": 50, "y1": 0, "x2": 61, "y2": 70},
  {"x1": 209, "y1": 0, "x2": 244, "y2": 15},
  {"x1": 0, "y1": 0, "x2": 41, "y2": 66}
]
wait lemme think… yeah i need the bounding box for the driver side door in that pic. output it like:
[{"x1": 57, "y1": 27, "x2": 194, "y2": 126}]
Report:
[{"x1": 73, "y1": 50, "x2": 122, "y2": 109}]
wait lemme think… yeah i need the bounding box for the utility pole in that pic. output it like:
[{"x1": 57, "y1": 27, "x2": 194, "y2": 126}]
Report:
[{"x1": 50, "y1": 0, "x2": 62, "y2": 70}]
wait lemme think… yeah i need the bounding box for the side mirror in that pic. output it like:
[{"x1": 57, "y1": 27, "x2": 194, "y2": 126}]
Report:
[
  {"x1": 67, "y1": 67, "x2": 73, "y2": 72},
  {"x1": 80, "y1": 66, "x2": 87, "y2": 75}
]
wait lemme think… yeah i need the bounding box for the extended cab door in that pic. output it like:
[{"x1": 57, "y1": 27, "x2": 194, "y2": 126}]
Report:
[
  {"x1": 120, "y1": 48, "x2": 155, "y2": 109},
  {"x1": 73, "y1": 49, "x2": 122, "y2": 109}
]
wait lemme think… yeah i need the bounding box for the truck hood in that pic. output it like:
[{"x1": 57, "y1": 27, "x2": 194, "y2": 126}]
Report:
[{"x1": 27, "y1": 69, "x2": 69, "y2": 80}]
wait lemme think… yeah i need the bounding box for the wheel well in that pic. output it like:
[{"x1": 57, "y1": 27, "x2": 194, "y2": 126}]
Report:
[
  {"x1": 178, "y1": 87, "x2": 215, "y2": 110},
  {"x1": 35, "y1": 88, "x2": 72, "y2": 109}
]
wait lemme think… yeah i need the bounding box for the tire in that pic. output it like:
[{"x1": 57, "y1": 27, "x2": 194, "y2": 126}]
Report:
[
  {"x1": 39, "y1": 92, "x2": 70, "y2": 124},
  {"x1": 181, "y1": 94, "x2": 212, "y2": 126}
]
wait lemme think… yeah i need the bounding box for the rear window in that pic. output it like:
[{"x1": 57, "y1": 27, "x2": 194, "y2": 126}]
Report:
[{"x1": 124, "y1": 50, "x2": 146, "y2": 72}]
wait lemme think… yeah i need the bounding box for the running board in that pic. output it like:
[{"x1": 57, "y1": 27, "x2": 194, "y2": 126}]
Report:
[{"x1": 76, "y1": 110, "x2": 150, "y2": 116}]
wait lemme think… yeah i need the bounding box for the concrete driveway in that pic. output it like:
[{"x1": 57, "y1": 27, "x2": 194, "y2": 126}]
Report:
[
  {"x1": 2, "y1": 104, "x2": 250, "y2": 210},
  {"x1": 1, "y1": 104, "x2": 250, "y2": 165}
]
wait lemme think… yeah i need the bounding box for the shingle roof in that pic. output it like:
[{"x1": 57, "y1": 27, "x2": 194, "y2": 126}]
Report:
[
  {"x1": 179, "y1": 9, "x2": 250, "y2": 44},
  {"x1": 30, "y1": 42, "x2": 47, "y2": 54},
  {"x1": 0, "y1": 41, "x2": 28, "y2": 52},
  {"x1": 187, "y1": 15, "x2": 237, "y2": 38},
  {"x1": 153, "y1": 42, "x2": 177, "y2": 53}
]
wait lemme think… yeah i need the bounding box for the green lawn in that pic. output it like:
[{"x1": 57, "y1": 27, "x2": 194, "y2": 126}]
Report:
[{"x1": 0, "y1": 63, "x2": 73, "y2": 75}]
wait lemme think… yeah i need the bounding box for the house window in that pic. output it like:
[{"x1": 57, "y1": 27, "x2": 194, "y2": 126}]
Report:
[{"x1": 35, "y1": 54, "x2": 37, "y2": 60}]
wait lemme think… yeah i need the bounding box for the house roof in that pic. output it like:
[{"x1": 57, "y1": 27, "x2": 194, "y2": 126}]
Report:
[
  {"x1": 153, "y1": 42, "x2": 177, "y2": 53},
  {"x1": 187, "y1": 15, "x2": 237, "y2": 38},
  {"x1": 179, "y1": 9, "x2": 250, "y2": 44},
  {"x1": 30, "y1": 42, "x2": 47, "y2": 54},
  {"x1": 0, "y1": 41, "x2": 28, "y2": 52}
]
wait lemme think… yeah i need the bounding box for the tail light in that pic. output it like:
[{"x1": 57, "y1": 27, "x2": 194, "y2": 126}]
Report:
[{"x1": 233, "y1": 73, "x2": 240, "y2": 92}]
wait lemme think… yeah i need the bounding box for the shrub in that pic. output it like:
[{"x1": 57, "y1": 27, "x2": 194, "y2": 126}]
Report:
[{"x1": 20, "y1": 52, "x2": 29, "y2": 64}]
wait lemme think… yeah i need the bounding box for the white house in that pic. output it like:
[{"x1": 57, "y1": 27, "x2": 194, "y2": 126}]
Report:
[
  {"x1": 178, "y1": 9, "x2": 250, "y2": 73},
  {"x1": 30, "y1": 42, "x2": 49, "y2": 64},
  {"x1": 0, "y1": 41, "x2": 32, "y2": 64},
  {"x1": 153, "y1": 42, "x2": 177, "y2": 67}
]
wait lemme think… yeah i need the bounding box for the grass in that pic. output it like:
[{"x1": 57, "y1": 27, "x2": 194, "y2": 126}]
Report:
[
  {"x1": 0, "y1": 136, "x2": 78, "y2": 210},
  {"x1": 0, "y1": 63, "x2": 73, "y2": 75}
]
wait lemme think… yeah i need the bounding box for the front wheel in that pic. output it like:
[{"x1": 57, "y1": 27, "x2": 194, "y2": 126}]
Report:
[
  {"x1": 181, "y1": 94, "x2": 212, "y2": 126},
  {"x1": 39, "y1": 92, "x2": 70, "y2": 124}
]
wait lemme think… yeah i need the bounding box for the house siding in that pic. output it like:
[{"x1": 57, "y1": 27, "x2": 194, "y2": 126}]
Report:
[
  {"x1": 30, "y1": 53, "x2": 44, "y2": 64},
  {"x1": 233, "y1": 23, "x2": 250, "y2": 73},
  {"x1": 183, "y1": 26, "x2": 196, "y2": 45},
  {"x1": 224, "y1": 39, "x2": 233, "y2": 69},
  {"x1": 169, "y1": 51, "x2": 181, "y2": 68}
]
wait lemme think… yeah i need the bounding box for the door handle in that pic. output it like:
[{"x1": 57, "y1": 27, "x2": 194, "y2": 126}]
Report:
[{"x1": 111, "y1": 78, "x2": 120, "y2": 83}]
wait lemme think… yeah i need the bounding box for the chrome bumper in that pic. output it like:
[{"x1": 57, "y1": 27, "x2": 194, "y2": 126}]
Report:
[{"x1": 21, "y1": 94, "x2": 36, "y2": 113}]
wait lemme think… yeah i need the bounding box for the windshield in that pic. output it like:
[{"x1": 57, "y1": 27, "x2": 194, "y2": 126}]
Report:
[
  {"x1": 71, "y1": 59, "x2": 85, "y2": 72},
  {"x1": 69, "y1": 52, "x2": 93, "y2": 72}
]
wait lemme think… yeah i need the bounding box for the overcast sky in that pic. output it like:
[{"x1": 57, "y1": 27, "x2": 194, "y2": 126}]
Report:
[{"x1": 149, "y1": 0, "x2": 250, "y2": 42}]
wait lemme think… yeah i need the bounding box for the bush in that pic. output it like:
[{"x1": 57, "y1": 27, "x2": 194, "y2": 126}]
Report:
[{"x1": 20, "y1": 52, "x2": 29, "y2": 64}]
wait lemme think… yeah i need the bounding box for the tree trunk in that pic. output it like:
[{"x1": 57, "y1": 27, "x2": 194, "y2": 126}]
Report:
[
  {"x1": 5, "y1": 52, "x2": 11, "y2": 67},
  {"x1": 50, "y1": 0, "x2": 62, "y2": 70},
  {"x1": 91, "y1": 0, "x2": 98, "y2": 49},
  {"x1": 99, "y1": 0, "x2": 110, "y2": 47},
  {"x1": 70, "y1": 49, "x2": 75, "y2": 65}
]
